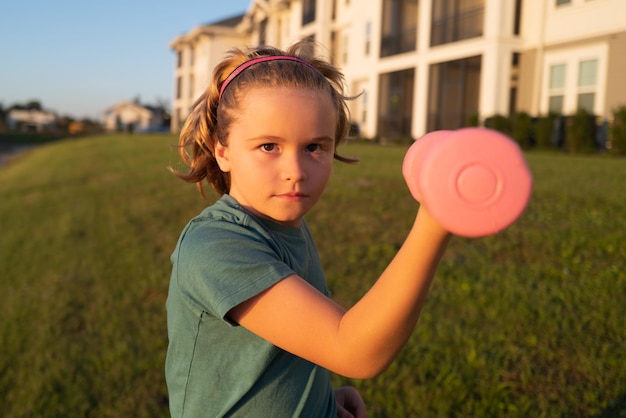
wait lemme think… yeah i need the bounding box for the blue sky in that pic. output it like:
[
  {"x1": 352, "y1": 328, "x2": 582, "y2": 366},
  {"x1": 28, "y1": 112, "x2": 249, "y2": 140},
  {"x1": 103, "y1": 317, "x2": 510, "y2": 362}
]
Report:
[{"x1": 0, "y1": 0, "x2": 251, "y2": 120}]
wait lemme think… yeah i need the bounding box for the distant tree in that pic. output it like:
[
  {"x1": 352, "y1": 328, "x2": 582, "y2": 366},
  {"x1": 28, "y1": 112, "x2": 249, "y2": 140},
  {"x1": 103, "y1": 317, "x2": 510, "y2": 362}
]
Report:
[
  {"x1": 155, "y1": 96, "x2": 170, "y2": 113},
  {"x1": 56, "y1": 116, "x2": 74, "y2": 133},
  {"x1": 0, "y1": 103, "x2": 7, "y2": 132},
  {"x1": 8, "y1": 100, "x2": 44, "y2": 111},
  {"x1": 25, "y1": 100, "x2": 43, "y2": 110}
]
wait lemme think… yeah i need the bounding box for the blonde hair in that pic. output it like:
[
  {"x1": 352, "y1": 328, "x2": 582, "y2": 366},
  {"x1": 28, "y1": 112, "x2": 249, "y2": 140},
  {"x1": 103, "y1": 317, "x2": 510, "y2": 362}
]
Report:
[{"x1": 170, "y1": 40, "x2": 357, "y2": 196}]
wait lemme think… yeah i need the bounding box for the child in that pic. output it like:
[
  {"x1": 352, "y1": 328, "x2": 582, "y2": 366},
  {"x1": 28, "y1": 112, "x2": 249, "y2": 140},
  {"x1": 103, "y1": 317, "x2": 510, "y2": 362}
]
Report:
[{"x1": 166, "y1": 40, "x2": 450, "y2": 417}]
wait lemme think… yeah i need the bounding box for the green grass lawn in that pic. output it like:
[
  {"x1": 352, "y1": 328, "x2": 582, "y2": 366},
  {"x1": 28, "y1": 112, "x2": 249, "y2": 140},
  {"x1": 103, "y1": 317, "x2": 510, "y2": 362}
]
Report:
[{"x1": 1, "y1": 134, "x2": 624, "y2": 417}]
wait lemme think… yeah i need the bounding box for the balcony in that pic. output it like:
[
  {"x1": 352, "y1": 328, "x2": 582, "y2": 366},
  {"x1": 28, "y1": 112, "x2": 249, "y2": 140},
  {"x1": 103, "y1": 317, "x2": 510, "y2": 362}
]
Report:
[{"x1": 431, "y1": 5, "x2": 484, "y2": 46}]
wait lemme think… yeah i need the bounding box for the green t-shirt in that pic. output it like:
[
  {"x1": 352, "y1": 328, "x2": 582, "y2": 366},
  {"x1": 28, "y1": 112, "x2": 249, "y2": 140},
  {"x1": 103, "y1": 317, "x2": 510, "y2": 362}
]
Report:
[{"x1": 166, "y1": 195, "x2": 337, "y2": 417}]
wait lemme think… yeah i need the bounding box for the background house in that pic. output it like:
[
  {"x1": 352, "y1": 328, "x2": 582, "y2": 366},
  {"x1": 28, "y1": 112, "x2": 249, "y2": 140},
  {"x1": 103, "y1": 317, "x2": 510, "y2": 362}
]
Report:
[
  {"x1": 7, "y1": 108, "x2": 57, "y2": 133},
  {"x1": 103, "y1": 100, "x2": 169, "y2": 133},
  {"x1": 170, "y1": 0, "x2": 626, "y2": 140}
]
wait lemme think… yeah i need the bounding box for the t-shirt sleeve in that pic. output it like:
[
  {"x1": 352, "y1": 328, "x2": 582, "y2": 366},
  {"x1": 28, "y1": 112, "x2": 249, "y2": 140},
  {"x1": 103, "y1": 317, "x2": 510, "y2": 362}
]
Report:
[{"x1": 172, "y1": 217, "x2": 295, "y2": 320}]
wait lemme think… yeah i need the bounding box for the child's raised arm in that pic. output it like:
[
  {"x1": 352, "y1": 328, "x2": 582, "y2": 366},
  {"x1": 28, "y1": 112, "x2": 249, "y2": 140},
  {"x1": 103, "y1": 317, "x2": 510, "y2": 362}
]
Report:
[{"x1": 228, "y1": 205, "x2": 450, "y2": 379}]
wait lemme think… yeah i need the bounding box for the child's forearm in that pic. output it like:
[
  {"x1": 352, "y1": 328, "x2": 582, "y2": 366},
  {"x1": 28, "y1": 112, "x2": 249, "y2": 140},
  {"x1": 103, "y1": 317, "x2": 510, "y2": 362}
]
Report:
[
  {"x1": 228, "y1": 206, "x2": 450, "y2": 379},
  {"x1": 336, "y1": 206, "x2": 450, "y2": 378}
]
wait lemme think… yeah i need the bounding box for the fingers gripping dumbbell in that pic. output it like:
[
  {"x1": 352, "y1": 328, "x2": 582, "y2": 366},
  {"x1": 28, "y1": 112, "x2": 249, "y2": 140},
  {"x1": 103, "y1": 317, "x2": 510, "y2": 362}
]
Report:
[{"x1": 402, "y1": 127, "x2": 533, "y2": 238}]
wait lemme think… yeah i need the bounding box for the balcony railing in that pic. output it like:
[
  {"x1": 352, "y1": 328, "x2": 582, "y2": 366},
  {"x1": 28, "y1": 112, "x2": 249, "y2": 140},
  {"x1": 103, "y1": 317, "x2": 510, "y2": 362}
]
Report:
[
  {"x1": 380, "y1": 27, "x2": 417, "y2": 57},
  {"x1": 431, "y1": 6, "x2": 484, "y2": 46}
]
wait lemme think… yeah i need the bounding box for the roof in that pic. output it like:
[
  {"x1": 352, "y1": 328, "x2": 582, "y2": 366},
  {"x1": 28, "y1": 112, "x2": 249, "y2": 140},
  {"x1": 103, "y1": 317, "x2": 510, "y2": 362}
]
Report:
[
  {"x1": 104, "y1": 101, "x2": 153, "y2": 115},
  {"x1": 169, "y1": 13, "x2": 246, "y2": 49},
  {"x1": 206, "y1": 13, "x2": 245, "y2": 28}
]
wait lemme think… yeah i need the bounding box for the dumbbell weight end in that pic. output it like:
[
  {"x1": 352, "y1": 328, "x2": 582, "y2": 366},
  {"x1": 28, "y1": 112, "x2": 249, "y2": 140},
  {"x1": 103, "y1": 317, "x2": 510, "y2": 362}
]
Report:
[{"x1": 403, "y1": 128, "x2": 533, "y2": 238}]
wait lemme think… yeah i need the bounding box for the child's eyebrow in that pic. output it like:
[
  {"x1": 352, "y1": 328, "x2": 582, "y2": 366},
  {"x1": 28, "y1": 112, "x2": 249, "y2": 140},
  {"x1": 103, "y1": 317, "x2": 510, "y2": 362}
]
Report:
[
  {"x1": 311, "y1": 136, "x2": 335, "y2": 144},
  {"x1": 245, "y1": 135, "x2": 335, "y2": 143}
]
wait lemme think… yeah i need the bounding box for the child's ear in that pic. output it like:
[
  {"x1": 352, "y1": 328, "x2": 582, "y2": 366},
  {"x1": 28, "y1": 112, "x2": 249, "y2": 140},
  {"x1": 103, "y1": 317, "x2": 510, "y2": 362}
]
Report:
[{"x1": 214, "y1": 140, "x2": 231, "y2": 173}]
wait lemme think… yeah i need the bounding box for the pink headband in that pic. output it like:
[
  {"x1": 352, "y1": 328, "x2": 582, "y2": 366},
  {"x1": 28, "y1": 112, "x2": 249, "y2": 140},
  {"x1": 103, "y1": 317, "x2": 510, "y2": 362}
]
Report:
[{"x1": 218, "y1": 55, "x2": 320, "y2": 100}]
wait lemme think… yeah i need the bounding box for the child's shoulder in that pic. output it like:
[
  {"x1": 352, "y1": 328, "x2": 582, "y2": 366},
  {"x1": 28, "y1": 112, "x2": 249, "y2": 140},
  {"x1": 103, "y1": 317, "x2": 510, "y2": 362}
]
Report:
[
  {"x1": 180, "y1": 195, "x2": 259, "y2": 242},
  {"x1": 193, "y1": 194, "x2": 249, "y2": 226},
  {"x1": 182, "y1": 194, "x2": 309, "y2": 250},
  {"x1": 177, "y1": 195, "x2": 258, "y2": 256}
]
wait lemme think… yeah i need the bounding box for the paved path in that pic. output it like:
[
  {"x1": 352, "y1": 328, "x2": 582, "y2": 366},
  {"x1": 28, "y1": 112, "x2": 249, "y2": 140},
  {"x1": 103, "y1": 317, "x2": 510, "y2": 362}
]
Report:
[{"x1": 0, "y1": 144, "x2": 34, "y2": 167}]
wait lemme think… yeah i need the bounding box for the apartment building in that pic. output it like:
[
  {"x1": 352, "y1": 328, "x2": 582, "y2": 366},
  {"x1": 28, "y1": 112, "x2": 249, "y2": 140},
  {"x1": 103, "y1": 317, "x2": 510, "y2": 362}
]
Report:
[
  {"x1": 169, "y1": 15, "x2": 247, "y2": 132},
  {"x1": 170, "y1": 0, "x2": 626, "y2": 140}
]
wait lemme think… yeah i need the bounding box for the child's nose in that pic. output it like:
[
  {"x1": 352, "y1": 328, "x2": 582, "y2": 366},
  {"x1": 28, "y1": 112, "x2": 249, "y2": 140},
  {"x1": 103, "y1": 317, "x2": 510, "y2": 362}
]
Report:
[{"x1": 281, "y1": 152, "x2": 307, "y2": 182}]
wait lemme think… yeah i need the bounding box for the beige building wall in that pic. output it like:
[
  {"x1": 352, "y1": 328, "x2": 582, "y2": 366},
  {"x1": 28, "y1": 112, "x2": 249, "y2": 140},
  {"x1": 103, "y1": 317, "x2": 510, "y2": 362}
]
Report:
[
  {"x1": 605, "y1": 31, "x2": 626, "y2": 118},
  {"x1": 171, "y1": 0, "x2": 626, "y2": 138},
  {"x1": 517, "y1": 0, "x2": 626, "y2": 118},
  {"x1": 170, "y1": 20, "x2": 248, "y2": 131}
]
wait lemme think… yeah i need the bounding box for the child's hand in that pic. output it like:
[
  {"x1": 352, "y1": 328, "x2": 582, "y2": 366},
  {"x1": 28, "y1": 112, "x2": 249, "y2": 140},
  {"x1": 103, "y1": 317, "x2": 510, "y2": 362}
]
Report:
[{"x1": 334, "y1": 386, "x2": 367, "y2": 418}]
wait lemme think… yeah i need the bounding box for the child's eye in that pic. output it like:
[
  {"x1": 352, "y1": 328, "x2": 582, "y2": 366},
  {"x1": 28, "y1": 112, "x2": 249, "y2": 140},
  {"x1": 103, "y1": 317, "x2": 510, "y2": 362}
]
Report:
[
  {"x1": 261, "y1": 143, "x2": 277, "y2": 152},
  {"x1": 306, "y1": 143, "x2": 323, "y2": 153}
]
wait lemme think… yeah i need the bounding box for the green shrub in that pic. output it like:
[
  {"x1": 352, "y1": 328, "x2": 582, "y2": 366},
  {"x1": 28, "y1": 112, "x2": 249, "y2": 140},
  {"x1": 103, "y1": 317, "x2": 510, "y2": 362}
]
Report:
[
  {"x1": 511, "y1": 112, "x2": 533, "y2": 149},
  {"x1": 466, "y1": 113, "x2": 480, "y2": 127},
  {"x1": 609, "y1": 105, "x2": 626, "y2": 155},
  {"x1": 484, "y1": 114, "x2": 512, "y2": 136},
  {"x1": 535, "y1": 114, "x2": 559, "y2": 149},
  {"x1": 566, "y1": 108, "x2": 597, "y2": 153}
]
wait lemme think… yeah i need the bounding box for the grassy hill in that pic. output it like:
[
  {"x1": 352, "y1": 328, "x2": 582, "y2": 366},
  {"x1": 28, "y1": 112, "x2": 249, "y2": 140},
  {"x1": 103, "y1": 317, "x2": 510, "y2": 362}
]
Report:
[{"x1": 1, "y1": 134, "x2": 624, "y2": 417}]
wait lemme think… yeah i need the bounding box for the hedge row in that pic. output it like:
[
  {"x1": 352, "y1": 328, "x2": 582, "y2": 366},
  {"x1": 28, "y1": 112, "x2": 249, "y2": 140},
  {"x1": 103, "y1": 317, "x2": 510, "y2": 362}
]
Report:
[{"x1": 482, "y1": 106, "x2": 626, "y2": 155}]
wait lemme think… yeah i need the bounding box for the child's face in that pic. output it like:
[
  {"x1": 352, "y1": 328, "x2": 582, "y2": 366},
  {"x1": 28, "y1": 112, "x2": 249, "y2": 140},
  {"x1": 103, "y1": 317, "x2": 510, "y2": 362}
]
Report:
[{"x1": 216, "y1": 87, "x2": 337, "y2": 227}]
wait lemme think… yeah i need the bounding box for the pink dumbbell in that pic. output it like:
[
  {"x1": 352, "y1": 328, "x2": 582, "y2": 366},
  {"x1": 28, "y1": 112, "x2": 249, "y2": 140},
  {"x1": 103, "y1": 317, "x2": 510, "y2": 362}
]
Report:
[{"x1": 402, "y1": 127, "x2": 533, "y2": 238}]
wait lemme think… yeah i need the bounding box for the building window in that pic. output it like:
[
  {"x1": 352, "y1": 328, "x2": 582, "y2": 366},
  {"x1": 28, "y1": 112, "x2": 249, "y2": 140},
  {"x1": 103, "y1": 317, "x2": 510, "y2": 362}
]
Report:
[
  {"x1": 330, "y1": 31, "x2": 338, "y2": 65},
  {"x1": 380, "y1": 0, "x2": 418, "y2": 57},
  {"x1": 177, "y1": 51, "x2": 182, "y2": 68},
  {"x1": 259, "y1": 18, "x2": 268, "y2": 45},
  {"x1": 577, "y1": 93, "x2": 595, "y2": 112},
  {"x1": 577, "y1": 59, "x2": 597, "y2": 112},
  {"x1": 549, "y1": 64, "x2": 566, "y2": 89},
  {"x1": 427, "y1": 55, "x2": 481, "y2": 131},
  {"x1": 549, "y1": 96, "x2": 564, "y2": 114},
  {"x1": 513, "y1": 0, "x2": 522, "y2": 35},
  {"x1": 510, "y1": 53, "x2": 521, "y2": 114},
  {"x1": 176, "y1": 76, "x2": 182, "y2": 100},
  {"x1": 378, "y1": 68, "x2": 415, "y2": 139},
  {"x1": 176, "y1": 108, "x2": 182, "y2": 129},
  {"x1": 512, "y1": 52, "x2": 520, "y2": 67},
  {"x1": 361, "y1": 91, "x2": 368, "y2": 124},
  {"x1": 556, "y1": 0, "x2": 571, "y2": 5},
  {"x1": 365, "y1": 21, "x2": 372, "y2": 55},
  {"x1": 302, "y1": 0, "x2": 316, "y2": 25},
  {"x1": 431, "y1": 0, "x2": 484, "y2": 47},
  {"x1": 548, "y1": 63, "x2": 566, "y2": 114},
  {"x1": 509, "y1": 86, "x2": 518, "y2": 115},
  {"x1": 578, "y1": 59, "x2": 597, "y2": 87}
]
